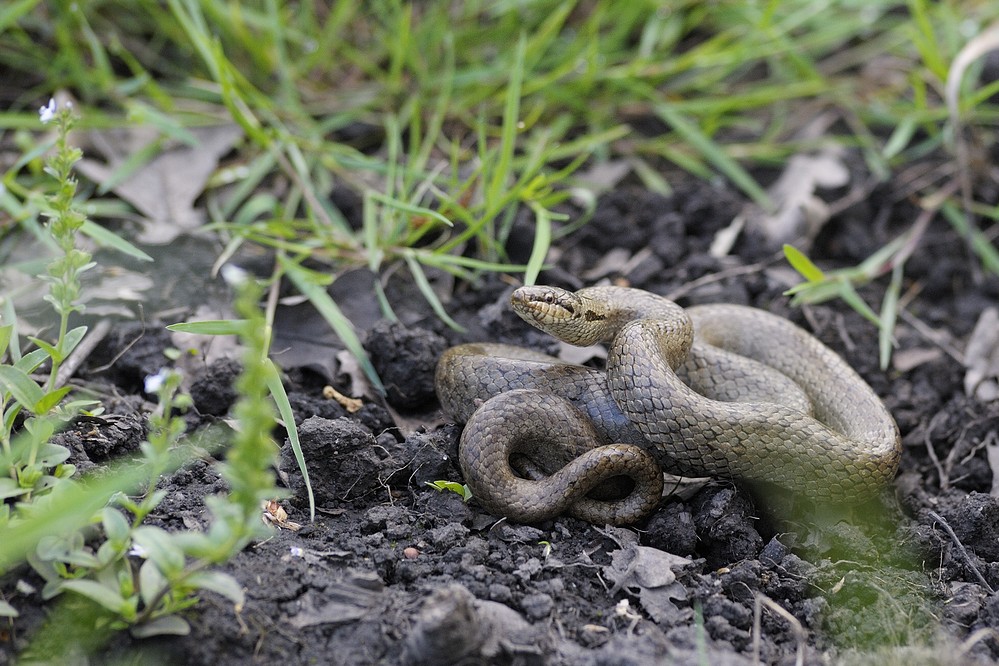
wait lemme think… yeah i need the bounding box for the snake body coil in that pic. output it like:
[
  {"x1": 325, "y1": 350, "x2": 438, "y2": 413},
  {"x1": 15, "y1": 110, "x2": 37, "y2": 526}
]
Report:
[{"x1": 436, "y1": 285, "x2": 901, "y2": 525}]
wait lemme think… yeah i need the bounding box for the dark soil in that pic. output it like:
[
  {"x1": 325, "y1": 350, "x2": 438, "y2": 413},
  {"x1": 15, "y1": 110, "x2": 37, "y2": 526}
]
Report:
[{"x1": 3, "y1": 172, "x2": 999, "y2": 666}]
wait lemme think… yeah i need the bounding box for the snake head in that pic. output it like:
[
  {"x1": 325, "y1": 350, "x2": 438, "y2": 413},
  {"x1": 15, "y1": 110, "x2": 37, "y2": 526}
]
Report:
[{"x1": 511, "y1": 286, "x2": 612, "y2": 345}]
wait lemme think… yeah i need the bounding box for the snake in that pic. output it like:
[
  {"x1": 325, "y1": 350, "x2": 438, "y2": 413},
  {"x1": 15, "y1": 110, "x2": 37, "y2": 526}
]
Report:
[{"x1": 435, "y1": 285, "x2": 902, "y2": 525}]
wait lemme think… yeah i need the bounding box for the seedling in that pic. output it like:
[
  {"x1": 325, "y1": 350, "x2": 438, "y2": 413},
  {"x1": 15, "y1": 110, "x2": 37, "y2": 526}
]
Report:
[{"x1": 425, "y1": 480, "x2": 473, "y2": 502}]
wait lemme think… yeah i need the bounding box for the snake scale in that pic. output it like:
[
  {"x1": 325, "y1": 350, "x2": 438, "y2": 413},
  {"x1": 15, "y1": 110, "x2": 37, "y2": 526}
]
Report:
[{"x1": 435, "y1": 285, "x2": 902, "y2": 525}]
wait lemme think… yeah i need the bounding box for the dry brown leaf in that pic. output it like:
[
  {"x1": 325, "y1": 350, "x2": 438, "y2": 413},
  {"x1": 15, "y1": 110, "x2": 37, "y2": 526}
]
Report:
[
  {"x1": 964, "y1": 307, "x2": 999, "y2": 402},
  {"x1": 740, "y1": 148, "x2": 850, "y2": 246},
  {"x1": 261, "y1": 499, "x2": 302, "y2": 531},
  {"x1": 76, "y1": 124, "x2": 243, "y2": 244}
]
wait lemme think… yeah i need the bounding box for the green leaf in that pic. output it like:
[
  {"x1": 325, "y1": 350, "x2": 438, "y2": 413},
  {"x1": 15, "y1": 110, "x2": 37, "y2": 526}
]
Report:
[
  {"x1": 425, "y1": 480, "x2": 472, "y2": 501},
  {"x1": 62, "y1": 325, "x2": 89, "y2": 357},
  {"x1": 185, "y1": 570, "x2": 245, "y2": 606},
  {"x1": 13, "y1": 348, "x2": 48, "y2": 374},
  {"x1": 60, "y1": 579, "x2": 132, "y2": 615},
  {"x1": 0, "y1": 599, "x2": 17, "y2": 618},
  {"x1": 264, "y1": 360, "x2": 314, "y2": 521},
  {"x1": 782, "y1": 245, "x2": 826, "y2": 283},
  {"x1": 96, "y1": 539, "x2": 124, "y2": 567},
  {"x1": 0, "y1": 461, "x2": 151, "y2": 572},
  {"x1": 132, "y1": 526, "x2": 186, "y2": 577},
  {"x1": 28, "y1": 336, "x2": 61, "y2": 363},
  {"x1": 166, "y1": 320, "x2": 248, "y2": 336},
  {"x1": 0, "y1": 324, "x2": 12, "y2": 358},
  {"x1": 61, "y1": 547, "x2": 101, "y2": 570},
  {"x1": 171, "y1": 531, "x2": 216, "y2": 560},
  {"x1": 138, "y1": 558, "x2": 169, "y2": 609},
  {"x1": 0, "y1": 0, "x2": 38, "y2": 34},
  {"x1": 486, "y1": 33, "x2": 526, "y2": 207},
  {"x1": 1, "y1": 299, "x2": 19, "y2": 362},
  {"x1": 131, "y1": 614, "x2": 191, "y2": 638},
  {"x1": 366, "y1": 191, "x2": 454, "y2": 229},
  {"x1": 34, "y1": 386, "x2": 72, "y2": 414},
  {"x1": 0, "y1": 365, "x2": 45, "y2": 410},
  {"x1": 35, "y1": 442, "x2": 71, "y2": 466},
  {"x1": 102, "y1": 507, "x2": 131, "y2": 544},
  {"x1": 0, "y1": 477, "x2": 30, "y2": 500}
]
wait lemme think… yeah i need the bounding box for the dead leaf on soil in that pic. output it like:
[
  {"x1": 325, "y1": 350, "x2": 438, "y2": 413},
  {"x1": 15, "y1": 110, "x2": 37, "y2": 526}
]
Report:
[
  {"x1": 734, "y1": 147, "x2": 850, "y2": 249},
  {"x1": 571, "y1": 159, "x2": 634, "y2": 194},
  {"x1": 892, "y1": 347, "x2": 944, "y2": 373},
  {"x1": 599, "y1": 526, "x2": 693, "y2": 625},
  {"x1": 261, "y1": 499, "x2": 302, "y2": 531},
  {"x1": 403, "y1": 583, "x2": 547, "y2": 663},
  {"x1": 963, "y1": 307, "x2": 999, "y2": 402},
  {"x1": 337, "y1": 349, "x2": 375, "y2": 399},
  {"x1": 76, "y1": 124, "x2": 243, "y2": 244},
  {"x1": 285, "y1": 573, "x2": 384, "y2": 629},
  {"x1": 986, "y1": 437, "x2": 999, "y2": 498}
]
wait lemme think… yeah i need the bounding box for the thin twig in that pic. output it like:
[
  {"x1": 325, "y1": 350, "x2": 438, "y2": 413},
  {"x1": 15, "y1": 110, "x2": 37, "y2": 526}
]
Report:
[
  {"x1": 88, "y1": 309, "x2": 147, "y2": 375},
  {"x1": 923, "y1": 411, "x2": 949, "y2": 492},
  {"x1": 898, "y1": 309, "x2": 966, "y2": 365},
  {"x1": 752, "y1": 593, "x2": 805, "y2": 666},
  {"x1": 665, "y1": 254, "x2": 780, "y2": 302},
  {"x1": 926, "y1": 509, "x2": 996, "y2": 594}
]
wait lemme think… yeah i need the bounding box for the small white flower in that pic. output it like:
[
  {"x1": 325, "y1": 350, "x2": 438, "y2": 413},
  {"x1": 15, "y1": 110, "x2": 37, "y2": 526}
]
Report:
[
  {"x1": 129, "y1": 543, "x2": 148, "y2": 558},
  {"x1": 144, "y1": 368, "x2": 170, "y2": 394},
  {"x1": 289, "y1": 546, "x2": 304, "y2": 558},
  {"x1": 39, "y1": 98, "x2": 57, "y2": 124},
  {"x1": 220, "y1": 263, "x2": 250, "y2": 287}
]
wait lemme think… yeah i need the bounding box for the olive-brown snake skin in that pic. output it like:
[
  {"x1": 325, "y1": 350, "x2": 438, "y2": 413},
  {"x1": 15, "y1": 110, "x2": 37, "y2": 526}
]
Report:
[{"x1": 435, "y1": 285, "x2": 901, "y2": 525}]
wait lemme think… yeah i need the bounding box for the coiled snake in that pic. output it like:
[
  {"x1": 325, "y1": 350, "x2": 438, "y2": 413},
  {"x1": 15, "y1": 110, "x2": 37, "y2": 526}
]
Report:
[{"x1": 435, "y1": 285, "x2": 901, "y2": 525}]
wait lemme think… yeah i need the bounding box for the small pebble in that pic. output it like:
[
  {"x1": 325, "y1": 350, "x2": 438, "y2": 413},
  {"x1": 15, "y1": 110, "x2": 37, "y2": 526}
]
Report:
[{"x1": 404, "y1": 547, "x2": 420, "y2": 559}]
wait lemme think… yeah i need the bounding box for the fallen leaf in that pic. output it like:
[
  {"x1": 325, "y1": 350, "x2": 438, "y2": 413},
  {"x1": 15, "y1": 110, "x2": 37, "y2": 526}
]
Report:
[
  {"x1": 892, "y1": 347, "x2": 943, "y2": 373},
  {"x1": 600, "y1": 526, "x2": 693, "y2": 624},
  {"x1": 964, "y1": 307, "x2": 999, "y2": 402},
  {"x1": 740, "y1": 148, "x2": 850, "y2": 246},
  {"x1": 76, "y1": 124, "x2": 243, "y2": 244}
]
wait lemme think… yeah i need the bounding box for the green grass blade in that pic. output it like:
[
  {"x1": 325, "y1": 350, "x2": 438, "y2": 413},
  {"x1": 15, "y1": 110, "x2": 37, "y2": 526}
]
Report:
[
  {"x1": 0, "y1": 0, "x2": 39, "y2": 32},
  {"x1": 654, "y1": 102, "x2": 772, "y2": 210},
  {"x1": 403, "y1": 251, "x2": 465, "y2": 332},
  {"x1": 837, "y1": 280, "x2": 881, "y2": 328},
  {"x1": 523, "y1": 202, "x2": 552, "y2": 286},
  {"x1": 783, "y1": 244, "x2": 826, "y2": 282},
  {"x1": 485, "y1": 33, "x2": 526, "y2": 210},
  {"x1": 942, "y1": 202, "x2": 999, "y2": 275},
  {"x1": 81, "y1": 221, "x2": 153, "y2": 262},
  {"x1": 280, "y1": 256, "x2": 385, "y2": 395},
  {"x1": 878, "y1": 263, "x2": 904, "y2": 369},
  {"x1": 263, "y1": 359, "x2": 314, "y2": 521},
  {"x1": 167, "y1": 320, "x2": 248, "y2": 336}
]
